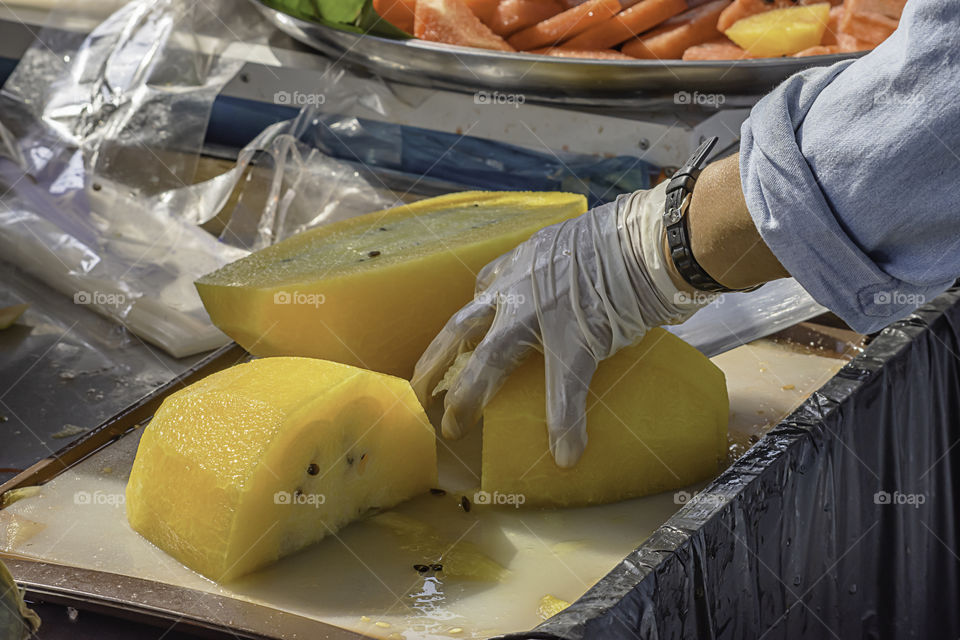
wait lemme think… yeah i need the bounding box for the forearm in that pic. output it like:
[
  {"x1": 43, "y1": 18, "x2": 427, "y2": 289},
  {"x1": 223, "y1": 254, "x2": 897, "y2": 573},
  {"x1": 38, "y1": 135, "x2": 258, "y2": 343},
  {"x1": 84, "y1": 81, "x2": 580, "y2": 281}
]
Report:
[{"x1": 662, "y1": 152, "x2": 789, "y2": 294}]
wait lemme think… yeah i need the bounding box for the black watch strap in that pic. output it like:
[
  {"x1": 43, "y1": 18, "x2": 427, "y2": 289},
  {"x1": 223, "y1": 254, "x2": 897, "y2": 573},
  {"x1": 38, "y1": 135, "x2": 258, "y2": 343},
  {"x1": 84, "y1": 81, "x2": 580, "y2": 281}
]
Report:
[{"x1": 663, "y1": 137, "x2": 756, "y2": 294}]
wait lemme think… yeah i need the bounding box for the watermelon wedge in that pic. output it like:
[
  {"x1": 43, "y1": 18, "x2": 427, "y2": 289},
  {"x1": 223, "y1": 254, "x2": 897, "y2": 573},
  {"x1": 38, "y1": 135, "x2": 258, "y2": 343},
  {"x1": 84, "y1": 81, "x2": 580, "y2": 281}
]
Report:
[
  {"x1": 373, "y1": 0, "x2": 416, "y2": 32},
  {"x1": 415, "y1": 0, "x2": 516, "y2": 51},
  {"x1": 464, "y1": 0, "x2": 501, "y2": 24},
  {"x1": 490, "y1": 0, "x2": 565, "y2": 36}
]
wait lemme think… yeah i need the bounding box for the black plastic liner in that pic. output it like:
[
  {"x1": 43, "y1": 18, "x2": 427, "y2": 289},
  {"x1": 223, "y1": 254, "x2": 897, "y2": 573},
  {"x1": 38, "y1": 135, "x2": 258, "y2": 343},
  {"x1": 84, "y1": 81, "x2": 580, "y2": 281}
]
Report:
[{"x1": 501, "y1": 287, "x2": 960, "y2": 640}]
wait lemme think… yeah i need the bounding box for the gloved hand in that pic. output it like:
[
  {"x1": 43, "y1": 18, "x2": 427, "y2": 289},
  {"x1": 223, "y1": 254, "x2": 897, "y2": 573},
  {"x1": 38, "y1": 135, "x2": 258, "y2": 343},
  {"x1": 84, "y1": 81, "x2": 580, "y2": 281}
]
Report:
[{"x1": 411, "y1": 181, "x2": 710, "y2": 468}]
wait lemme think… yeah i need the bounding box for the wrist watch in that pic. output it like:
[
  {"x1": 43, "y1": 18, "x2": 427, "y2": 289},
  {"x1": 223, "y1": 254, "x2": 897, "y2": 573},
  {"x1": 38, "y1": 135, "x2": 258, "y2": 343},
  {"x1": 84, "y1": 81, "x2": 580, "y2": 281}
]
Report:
[{"x1": 662, "y1": 136, "x2": 758, "y2": 294}]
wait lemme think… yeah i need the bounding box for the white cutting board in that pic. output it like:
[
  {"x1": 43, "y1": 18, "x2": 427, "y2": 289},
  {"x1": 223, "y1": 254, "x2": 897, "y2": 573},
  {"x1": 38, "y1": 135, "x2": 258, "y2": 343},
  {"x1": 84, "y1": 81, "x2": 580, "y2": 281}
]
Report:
[{"x1": 0, "y1": 340, "x2": 844, "y2": 639}]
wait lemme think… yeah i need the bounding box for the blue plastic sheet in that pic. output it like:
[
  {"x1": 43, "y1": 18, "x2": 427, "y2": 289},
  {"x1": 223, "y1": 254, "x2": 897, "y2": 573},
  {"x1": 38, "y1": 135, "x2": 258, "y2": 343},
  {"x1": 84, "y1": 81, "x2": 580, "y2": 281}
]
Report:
[{"x1": 303, "y1": 116, "x2": 653, "y2": 207}]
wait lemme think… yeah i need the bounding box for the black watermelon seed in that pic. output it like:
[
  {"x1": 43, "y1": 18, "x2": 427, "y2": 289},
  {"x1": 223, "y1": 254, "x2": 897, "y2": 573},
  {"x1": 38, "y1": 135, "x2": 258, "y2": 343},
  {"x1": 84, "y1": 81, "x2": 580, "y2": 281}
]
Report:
[
  {"x1": 307, "y1": 463, "x2": 320, "y2": 475},
  {"x1": 460, "y1": 496, "x2": 471, "y2": 512},
  {"x1": 430, "y1": 488, "x2": 446, "y2": 496},
  {"x1": 368, "y1": 250, "x2": 381, "y2": 257}
]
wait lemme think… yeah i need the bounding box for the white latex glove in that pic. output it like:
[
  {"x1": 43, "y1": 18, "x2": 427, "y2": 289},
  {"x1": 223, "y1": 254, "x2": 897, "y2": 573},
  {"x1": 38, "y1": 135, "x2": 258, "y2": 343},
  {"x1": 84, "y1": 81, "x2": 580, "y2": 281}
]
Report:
[{"x1": 411, "y1": 181, "x2": 709, "y2": 468}]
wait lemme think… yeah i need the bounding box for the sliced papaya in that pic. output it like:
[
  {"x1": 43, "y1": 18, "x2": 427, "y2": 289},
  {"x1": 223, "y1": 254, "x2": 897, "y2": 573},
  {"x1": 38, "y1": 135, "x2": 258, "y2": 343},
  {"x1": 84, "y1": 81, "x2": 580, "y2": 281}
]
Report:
[
  {"x1": 838, "y1": 0, "x2": 898, "y2": 44},
  {"x1": 489, "y1": 0, "x2": 565, "y2": 37},
  {"x1": 533, "y1": 46, "x2": 636, "y2": 60},
  {"x1": 464, "y1": 0, "x2": 504, "y2": 25},
  {"x1": 506, "y1": 0, "x2": 621, "y2": 50},
  {"x1": 622, "y1": 0, "x2": 728, "y2": 59},
  {"x1": 682, "y1": 37, "x2": 753, "y2": 60},
  {"x1": 373, "y1": 0, "x2": 417, "y2": 33},
  {"x1": 561, "y1": 0, "x2": 690, "y2": 50},
  {"x1": 415, "y1": 0, "x2": 515, "y2": 51}
]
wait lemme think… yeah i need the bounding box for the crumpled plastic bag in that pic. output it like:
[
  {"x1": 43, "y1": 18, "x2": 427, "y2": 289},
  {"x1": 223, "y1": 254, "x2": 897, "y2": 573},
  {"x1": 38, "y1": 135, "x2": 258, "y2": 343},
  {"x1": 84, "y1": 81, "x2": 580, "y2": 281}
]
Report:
[
  {"x1": 0, "y1": 0, "x2": 827, "y2": 360},
  {"x1": 0, "y1": 0, "x2": 392, "y2": 357}
]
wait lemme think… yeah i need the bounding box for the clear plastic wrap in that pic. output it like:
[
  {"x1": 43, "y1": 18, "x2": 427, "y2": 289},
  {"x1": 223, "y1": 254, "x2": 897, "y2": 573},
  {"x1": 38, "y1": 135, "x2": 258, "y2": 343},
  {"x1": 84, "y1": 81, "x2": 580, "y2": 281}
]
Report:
[
  {"x1": 0, "y1": 0, "x2": 828, "y2": 360},
  {"x1": 0, "y1": 0, "x2": 393, "y2": 357},
  {"x1": 669, "y1": 278, "x2": 827, "y2": 357}
]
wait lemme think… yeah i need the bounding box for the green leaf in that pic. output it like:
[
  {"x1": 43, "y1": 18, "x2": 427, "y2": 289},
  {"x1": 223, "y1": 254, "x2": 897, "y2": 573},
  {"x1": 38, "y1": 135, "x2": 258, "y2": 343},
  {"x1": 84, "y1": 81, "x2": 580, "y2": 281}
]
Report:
[
  {"x1": 257, "y1": 0, "x2": 412, "y2": 39},
  {"x1": 307, "y1": 0, "x2": 367, "y2": 24}
]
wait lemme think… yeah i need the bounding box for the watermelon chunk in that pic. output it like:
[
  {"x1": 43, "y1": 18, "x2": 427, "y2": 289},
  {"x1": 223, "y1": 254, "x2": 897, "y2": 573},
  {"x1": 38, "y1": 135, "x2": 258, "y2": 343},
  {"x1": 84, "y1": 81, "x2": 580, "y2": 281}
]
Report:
[
  {"x1": 506, "y1": 0, "x2": 621, "y2": 50},
  {"x1": 681, "y1": 37, "x2": 753, "y2": 60},
  {"x1": 820, "y1": 5, "x2": 845, "y2": 45},
  {"x1": 846, "y1": 0, "x2": 905, "y2": 20},
  {"x1": 622, "y1": 0, "x2": 727, "y2": 59},
  {"x1": 415, "y1": 0, "x2": 516, "y2": 51},
  {"x1": 562, "y1": 0, "x2": 689, "y2": 50},
  {"x1": 373, "y1": 0, "x2": 417, "y2": 33},
  {"x1": 464, "y1": 0, "x2": 501, "y2": 24},
  {"x1": 489, "y1": 0, "x2": 565, "y2": 36},
  {"x1": 533, "y1": 46, "x2": 636, "y2": 60},
  {"x1": 839, "y1": 0, "x2": 898, "y2": 44}
]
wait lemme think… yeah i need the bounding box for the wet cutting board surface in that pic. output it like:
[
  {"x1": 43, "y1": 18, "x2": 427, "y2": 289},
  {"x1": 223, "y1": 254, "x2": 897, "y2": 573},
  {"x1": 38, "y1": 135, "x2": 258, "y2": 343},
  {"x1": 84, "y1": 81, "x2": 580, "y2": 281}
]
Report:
[{"x1": 0, "y1": 340, "x2": 845, "y2": 639}]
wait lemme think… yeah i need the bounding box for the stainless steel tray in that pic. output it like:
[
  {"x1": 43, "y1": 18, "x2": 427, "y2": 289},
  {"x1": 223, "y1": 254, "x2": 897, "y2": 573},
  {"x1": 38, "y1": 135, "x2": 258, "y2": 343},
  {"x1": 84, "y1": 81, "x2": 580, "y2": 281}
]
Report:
[{"x1": 253, "y1": 1, "x2": 863, "y2": 104}]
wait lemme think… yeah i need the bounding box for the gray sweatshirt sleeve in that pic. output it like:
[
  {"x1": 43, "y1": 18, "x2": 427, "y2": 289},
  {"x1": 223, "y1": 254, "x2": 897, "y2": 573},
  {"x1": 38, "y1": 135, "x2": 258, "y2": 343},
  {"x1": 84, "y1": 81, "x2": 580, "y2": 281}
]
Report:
[{"x1": 739, "y1": 0, "x2": 959, "y2": 333}]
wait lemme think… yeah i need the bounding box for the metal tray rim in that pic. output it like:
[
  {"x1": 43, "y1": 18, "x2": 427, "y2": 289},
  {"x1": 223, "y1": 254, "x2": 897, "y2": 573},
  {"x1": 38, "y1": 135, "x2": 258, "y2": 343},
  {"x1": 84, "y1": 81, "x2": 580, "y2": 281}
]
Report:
[{"x1": 254, "y1": 0, "x2": 865, "y2": 99}]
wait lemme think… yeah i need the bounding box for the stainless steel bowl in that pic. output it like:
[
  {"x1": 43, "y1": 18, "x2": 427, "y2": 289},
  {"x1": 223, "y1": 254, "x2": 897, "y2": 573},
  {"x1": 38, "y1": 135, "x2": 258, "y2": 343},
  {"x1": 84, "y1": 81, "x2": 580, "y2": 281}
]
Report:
[{"x1": 253, "y1": 1, "x2": 863, "y2": 106}]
